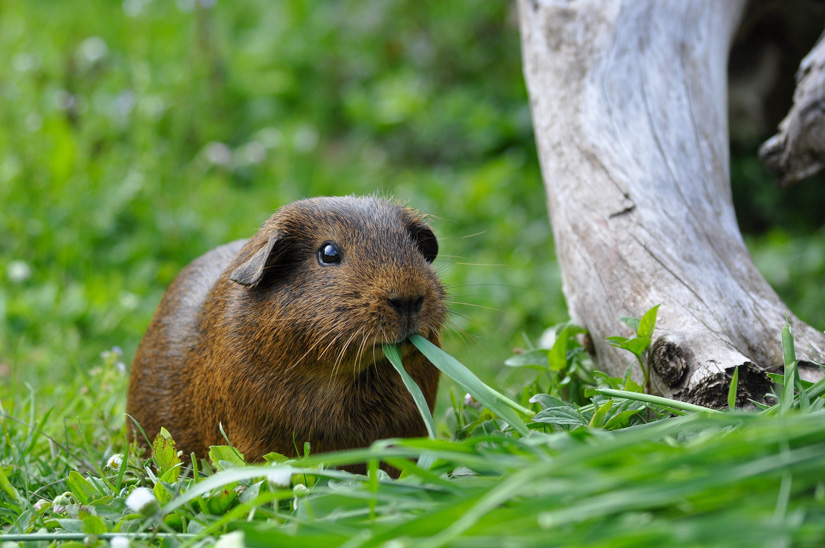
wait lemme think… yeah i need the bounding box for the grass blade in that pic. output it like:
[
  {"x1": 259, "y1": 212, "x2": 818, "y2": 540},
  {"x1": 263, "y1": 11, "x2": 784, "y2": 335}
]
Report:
[
  {"x1": 383, "y1": 344, "x2": 437, "y2": 439},
  {"x1": 728, "y1": 366, "x2": 739, "y2": 410},
  {"x1": 410, "y1": 335, "x2": 532, "y2": 436},
  {"x1": 781, "y1": 320, "x2": 797, "y2": 415},
  {"x1": 596, "y1": 388, "x2": 721, "y2": 414}
]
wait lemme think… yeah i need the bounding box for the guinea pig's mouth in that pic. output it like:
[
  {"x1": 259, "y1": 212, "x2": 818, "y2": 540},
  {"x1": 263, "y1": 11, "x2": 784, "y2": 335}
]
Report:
[
  {"x1": 363, "y1": 337, "x2": 420, "y2": 363},
  {"x1": 373, "y1": 338, "x2": 413, "y2": 354},
  {"x1": 352, "y1": 332, "x2": 434, "y2": 372}
]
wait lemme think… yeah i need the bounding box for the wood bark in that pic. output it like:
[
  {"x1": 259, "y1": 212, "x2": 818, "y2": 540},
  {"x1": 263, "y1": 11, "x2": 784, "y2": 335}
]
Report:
[
  {"x1": 760, "y1": 30, "x2": 825, "y2": 186},
  {"x1": 517, "y1": 0, "x2": 825, "y2": 407}
]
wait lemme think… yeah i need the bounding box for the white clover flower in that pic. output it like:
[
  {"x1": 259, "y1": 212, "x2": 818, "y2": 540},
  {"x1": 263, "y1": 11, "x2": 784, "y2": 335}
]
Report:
[
  {"x1": 239, "y1": 141, "x2": 266, "y2": 164},
  {"x1": 106, "y1": 453, "x2": 124, "y2": 471},
  {"x1": 110, "y1": 536, "x2": 131, "y2": 548},
  {"x1": 463, "y1": 393, "x2": 480, "y2": 408},
  {"x1": 52, "y1": 492, "x2": 74, "y2": 514},
  {"x1": 7, "y1": 260, "x2": 31, "y2": 283},
  {"x1": 266, "y1": 466, "x2": 293, "y2": 489},
  {"x1": 203, "y1": 141, "x2": 232, "y2": 167},
  {"x1": 292, "y1": 483, "x2": 309, "y2": 508},
  {"x1": 77, "y1": 37, "x2": 108, "y2": 66},
  {"x1": 125, "y1": 487, "x2": 158, "y2": 514},
  {"x1": 215, "y1": 531, "x2": 245, "y2": 548}
]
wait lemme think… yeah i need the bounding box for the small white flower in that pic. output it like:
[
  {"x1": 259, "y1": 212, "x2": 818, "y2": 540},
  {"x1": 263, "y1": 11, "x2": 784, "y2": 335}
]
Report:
[
  {"x1": 106, "y1": 454, "x2": 124, "y2": 471},
  {"x1": 33, "y1": 499, "x2": 50, "y2": 511},
  {"x1": 119, "y1": 290, "x2": 139, "y2": 310},
  {"x1": 7, "y1": 260, "x2": 31, "y2": 283},
  {"x1": 203, "y1": 141, "x2": 232, "y2": 166},
  {"x1": 77, "y1": 37, "x2": 108, "y2": 65},
  {"x1": 52, "y1": 492, "x2": 74, "y2": 514},
  {"x1": 266, "y1": 466, "x2": 293, "y2": 489},
  {"x1": 293, "y1": 125, "x2": 318, "y2": 153},
  {"x1": 122, "y1": 0, "x2": 144, "y2": 18},
  {"x1": 125, "y1": 487, "x2": 157, "y2": 514},
  {"x1": 215, "y1": 531, "x2": 245, "y2": 548},
  {"x1": 292, "y1": 483, "x2": 309, "y2": 508},
  {"x1": 463, "y1": 393, "x2": 480, "y2": 408},
  {"x1": 110, "y1": 536, "x2": 131, "y2": 548},
  {"x1": 176, "y1": 0, "x2": 195, "y2": 13}
]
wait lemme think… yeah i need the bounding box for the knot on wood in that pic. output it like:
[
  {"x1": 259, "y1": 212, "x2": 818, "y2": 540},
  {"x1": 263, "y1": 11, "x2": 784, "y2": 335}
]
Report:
[{"x1": 650, "y1": 337, "x2": 689, "y2": 387}]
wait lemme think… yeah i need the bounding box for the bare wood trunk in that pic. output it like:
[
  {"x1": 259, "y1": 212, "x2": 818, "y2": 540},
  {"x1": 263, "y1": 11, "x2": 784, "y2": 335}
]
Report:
[
  {"x1": 518, "y1": 0, "x2": 825, "y2": 407},
  {"x1": 760, "y1": 31, "x2": 825, "y2": 187}
]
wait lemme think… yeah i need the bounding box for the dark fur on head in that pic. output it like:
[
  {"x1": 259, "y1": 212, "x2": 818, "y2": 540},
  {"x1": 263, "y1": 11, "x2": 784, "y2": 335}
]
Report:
[{"x1": 127, "y1": 196, "x2": 446, "y2": 473}]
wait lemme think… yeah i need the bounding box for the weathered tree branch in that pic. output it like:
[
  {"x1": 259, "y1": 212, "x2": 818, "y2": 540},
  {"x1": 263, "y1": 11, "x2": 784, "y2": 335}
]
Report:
[
  {"x1": 760, "y1": 30, "x2": 825, "y2": 187},
  {"x1": 518, "y1": 0, "x2": 825, "y2": 407}
]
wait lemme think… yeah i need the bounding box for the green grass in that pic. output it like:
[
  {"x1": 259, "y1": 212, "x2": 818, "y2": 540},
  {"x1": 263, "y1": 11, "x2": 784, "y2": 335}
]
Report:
[
  {"x1": 2, "y1": 324, "x2": 825, "y2": 546},
  {"x1": 3, "y1": 0, "x2": 825, "y2": 545}
]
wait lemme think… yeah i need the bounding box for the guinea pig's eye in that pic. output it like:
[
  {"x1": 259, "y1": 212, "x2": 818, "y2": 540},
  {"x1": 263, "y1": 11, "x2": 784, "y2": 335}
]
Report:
[{"x1": 317, "y1": 242, "x2": 342, "y2": 266}]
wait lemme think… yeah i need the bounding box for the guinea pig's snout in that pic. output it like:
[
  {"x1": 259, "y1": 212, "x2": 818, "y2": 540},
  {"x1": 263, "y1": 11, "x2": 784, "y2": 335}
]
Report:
[
  {"x1": 385, "y1": 291, "x2": 428, "y2": 341},
  {"x1": 387, "y1": 295, "x2": 424, "y2": 317}
]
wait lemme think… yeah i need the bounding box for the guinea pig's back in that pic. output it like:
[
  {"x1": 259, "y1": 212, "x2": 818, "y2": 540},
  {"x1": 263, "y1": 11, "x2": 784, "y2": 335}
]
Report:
[{"x1": 126, "y1": 239, "x2": 246, "y2": 439}]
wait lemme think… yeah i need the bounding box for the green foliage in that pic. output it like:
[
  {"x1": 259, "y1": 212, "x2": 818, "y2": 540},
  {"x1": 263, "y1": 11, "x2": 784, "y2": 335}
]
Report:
[
  {"x1": 608, "y1": 304, "x2": 660, "y2": 391},
  {"x1": 4, "y1": 311, "x2": 825, "y2": 544},
  {"x1": 4, "y1": 393, "x2": 825, "y2": 545},
  {"x1": 410, "y1": 334, "x2": 532, "y2": 436},
  {"x1": 504, "y1": 321, "x2": 595, "y2": 406}
]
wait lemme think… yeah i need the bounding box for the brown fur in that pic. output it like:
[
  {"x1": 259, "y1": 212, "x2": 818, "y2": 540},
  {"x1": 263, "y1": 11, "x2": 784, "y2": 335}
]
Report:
[{"x1": 126, "y1": 196, "x2": 446, "y2": 473}]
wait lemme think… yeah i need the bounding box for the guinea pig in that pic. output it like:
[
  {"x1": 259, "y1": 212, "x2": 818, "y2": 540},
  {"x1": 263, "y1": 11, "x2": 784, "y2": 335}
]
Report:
[{"x1": 126, "y1": 196, "x2": 446, "y2": 471}]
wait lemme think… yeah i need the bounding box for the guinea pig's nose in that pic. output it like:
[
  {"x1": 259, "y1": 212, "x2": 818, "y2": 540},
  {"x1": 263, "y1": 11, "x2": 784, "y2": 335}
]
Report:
[{"x1": 388, "y1": 295, "x2": 424, "y2": 318}]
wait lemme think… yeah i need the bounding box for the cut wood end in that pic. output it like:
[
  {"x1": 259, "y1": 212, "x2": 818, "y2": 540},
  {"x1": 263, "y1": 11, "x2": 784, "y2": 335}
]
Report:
[
  {"x1": 758, "y1": 30, "x2": 825, "y2": 188},
  {"x1": 677, "y1": 362, "x2": 770, "y2": 409},
  {"x1": 759, "y1": 131, "x2": 825, "y2": 188},
  {"x1": 649, "y1": 334, "x2": 771, "y2": 409}
]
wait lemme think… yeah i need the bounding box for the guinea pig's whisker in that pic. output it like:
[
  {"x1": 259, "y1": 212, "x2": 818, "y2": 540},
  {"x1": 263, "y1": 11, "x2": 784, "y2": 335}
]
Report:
[
  {"x1": 445, "y1": 309, "x2": 473, "y2": 323},
  {"x1": 445, "y1": 314, "x2": 501, "y2": 345},
  {"x1": 444, "y1": 282, "x2": 557, "y2": 298},
  {"x1": 333, "y1": 331, "x2": 359, "y2": 374},
  {"x1": 447, "y1": 307, "x2": 496, "y2": 331},
  {"x1": 325, "y1": 334, "x2": 348, "y2": 388},
  {"x1": 443, "y1": 320, "x2": 478, "y2": 353},
  {"x1": 285, "y1": 332, "x2": 329, "y2": 372},
  {"x1": 355, "y1": 331, "x2": 371, "y2": 364},
  {"x1": 352, "y1": 332, "x2": 373, "y2": 379},
  {"x1": 449, "y1": 301, "x2": 507, "y2": 314},
  {"x1": 325, "y1": 337, "x2": 345, "y2": 391},
  {"x1": 444, "y1": 318, "x2": 474, "y2": 341},
  {"x1": 450, "y1": 262, "x2": 506, "y2": 267},
  {"x1": 317, "y1": 331, "x2": 345, "y2": 362}
]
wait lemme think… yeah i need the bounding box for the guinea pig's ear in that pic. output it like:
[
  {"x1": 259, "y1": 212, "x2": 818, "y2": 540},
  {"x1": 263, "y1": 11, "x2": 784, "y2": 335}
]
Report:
[
  {"x1": 230, "y1": 231, "x2": 285, "y2": 287},
  {"x1": 409, "y1": 222, "x2": 438, "y2": 263}
]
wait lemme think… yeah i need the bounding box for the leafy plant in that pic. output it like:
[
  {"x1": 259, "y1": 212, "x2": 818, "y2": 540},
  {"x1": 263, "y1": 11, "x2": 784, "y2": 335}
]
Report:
[
  {"x1": 607, "y1": 304, "x2": 660, "y2": 391},
  {"x1": 504, "y1": 321, "x2": 595, "y2": 405}
]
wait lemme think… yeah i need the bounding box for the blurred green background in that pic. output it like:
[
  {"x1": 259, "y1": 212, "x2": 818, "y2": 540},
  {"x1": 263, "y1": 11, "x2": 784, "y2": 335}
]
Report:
[{"x1": 1, "y1": 0, "x2": 824, "y2": 405}]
